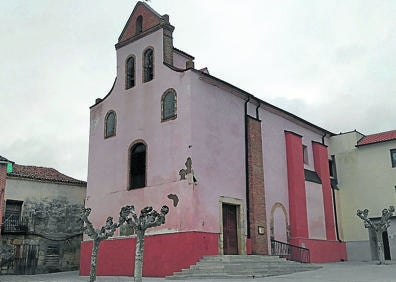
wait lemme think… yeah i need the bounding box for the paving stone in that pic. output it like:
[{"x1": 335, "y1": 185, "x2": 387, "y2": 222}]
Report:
[{"x1": 1, "y1": 262, "x2": 396, "y2": 282}]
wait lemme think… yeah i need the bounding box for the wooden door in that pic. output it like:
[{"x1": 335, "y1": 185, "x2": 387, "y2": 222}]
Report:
[{"x1": 222, "y1": 204, "x2": 238, "y2": 254}]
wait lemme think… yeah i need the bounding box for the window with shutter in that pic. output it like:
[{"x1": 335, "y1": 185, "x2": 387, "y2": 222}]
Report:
[
  {"x1": 162, "y1": 90, "x2": 177, "y2": 121},
  {"x1": 126, "y1": 56, "x2": 135, "y2": 89},
  {"x1": 105, "y1": 111, "x2": 116, "y2": 138},
  {"x1": 143, "y1": 48, "x2": 154, "y2": 82},
  {"x1": 136, "y1": 15, "x2": 143, "y2": 35},
  {"x1": 391, "y1": 149, "x2": 396, "y2": 167}
]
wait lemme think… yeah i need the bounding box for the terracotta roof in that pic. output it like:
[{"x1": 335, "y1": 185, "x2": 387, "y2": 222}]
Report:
[
  {"x1": 357, "y1": 130, "x2": 396, "y2": 146},
  {"x1": 7, "y1": 164, "x2": 86, "y2": 186}
]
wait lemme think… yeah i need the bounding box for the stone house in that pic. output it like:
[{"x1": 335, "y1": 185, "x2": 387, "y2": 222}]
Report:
[
  {"x1": 328, "y1": 130, "x2": 396, "y2": 261},
  {"x1": 0, "y1": 156, "x2": 86, "y2": 274},
  {"x1": 80, "y1": 1, "x2": 346, "y2": 277}
]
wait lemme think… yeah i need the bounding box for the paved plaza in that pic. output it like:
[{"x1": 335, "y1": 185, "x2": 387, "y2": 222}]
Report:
[{"x1": 1, "y1": 261, "x2": 396, "y2": 282}]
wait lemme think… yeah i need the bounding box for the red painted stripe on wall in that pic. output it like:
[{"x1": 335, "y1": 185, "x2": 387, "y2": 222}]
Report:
[
  {"x1": 312, "y1": 142, "x2": 336, "y2": 241},
  {"x1": 285, "y1": 131, "x2": 309, "y2": 239},
  {"x1": 80, "y1": 231, "x2": 218, "y2": 277},
  {"x1": 291, "y1": 238, "x2": 347, "y2": 263}
]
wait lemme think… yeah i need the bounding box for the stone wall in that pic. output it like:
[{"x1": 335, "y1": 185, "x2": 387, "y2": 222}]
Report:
[{"x1": 0, "y1": 197, "x2": 83, "y2": 274}]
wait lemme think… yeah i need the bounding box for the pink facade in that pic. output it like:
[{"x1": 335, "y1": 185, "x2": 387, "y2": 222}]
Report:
[{"x1": 81, "y1": 2, "x2": 346, "y2": 277}]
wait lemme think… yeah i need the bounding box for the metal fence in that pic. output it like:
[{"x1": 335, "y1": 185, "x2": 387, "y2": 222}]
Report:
[
  {"x1": 1, "y1": 215, "x2": 28, "y2": 234},
  {"x1": 271, "y1": 239, "x2": 310, "y2": 263}
]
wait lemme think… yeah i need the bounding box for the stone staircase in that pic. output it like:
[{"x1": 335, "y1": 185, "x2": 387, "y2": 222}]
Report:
[{"x1": 166, "y1": 255, "x2": 321, "y2": 280}]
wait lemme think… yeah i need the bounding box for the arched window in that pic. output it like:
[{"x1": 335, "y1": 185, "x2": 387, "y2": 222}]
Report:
[
  {"x1": 104, "y1": 111, "x2": 116, "y2": 138},
  {"x1": 126, "y1": 56, "x2": 135, "y2": 89},
  {"x1": 143, "y1": 48, "x2": 154, "y2": 82},
  {"x1": 136, "y1": 15, "x2": 143, "y2": 35},
  {"x1": 129, "y1": 142, "x2": 146, "y2": 189},
  {"x1": 162, "y1": 89, "x2": 177, "y2": 121}
]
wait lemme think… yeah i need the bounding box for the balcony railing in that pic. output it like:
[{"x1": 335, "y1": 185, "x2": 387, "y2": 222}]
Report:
[
  {"x1": 271, "y1": 239, "x2": 310, "y2": 263},
  {"x1": 1, "y1": 215, "x2": 28, "y2": 234}
]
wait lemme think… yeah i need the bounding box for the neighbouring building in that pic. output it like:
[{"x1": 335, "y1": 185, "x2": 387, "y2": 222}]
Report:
[
  {"x1": 328, "y1": 130, "x2": 396, "y2": 261},
  {"x1": 0, "y1": 156, "x2": 12, "y2": 229},
  {"x1": 0, "y1": 157, "x2": 86, "y2": 274},
  {"x1": 80, "y1": 2, "x2": 346, "y2": 277}
]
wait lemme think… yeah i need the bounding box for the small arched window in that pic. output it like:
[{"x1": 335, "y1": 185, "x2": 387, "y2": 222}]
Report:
[
  {"x1": 129, "y1": 142, "x2": 146, "y2": 189},
  {"x1": 162, "y1": 89, "x2": 177, "y2": 121},
  {"x1": 105, "y1": 111, "x2": 116, "y2": 138},
  {"x1": 126, "y1": 56, "x2": 135, "y2": 89},
  {"x1": 136, "y1": 15, "x2": 143, "y2": 35},
  {"x1": 143, "y1": 48, "x2": 154, "y2": 83}
]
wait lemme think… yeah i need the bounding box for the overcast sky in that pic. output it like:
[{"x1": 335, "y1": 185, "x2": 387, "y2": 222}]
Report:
[{"x1": 1, "y1": 0, "x2": 395, "y2": 180}]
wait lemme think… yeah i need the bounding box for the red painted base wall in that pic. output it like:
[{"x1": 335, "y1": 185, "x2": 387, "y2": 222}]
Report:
[
  {"x1": 80, "y1": 232, "x2": 218, "y2": 277},
  {"x1": 290, "y1": 238, "x2": 347, "y2": 263}
]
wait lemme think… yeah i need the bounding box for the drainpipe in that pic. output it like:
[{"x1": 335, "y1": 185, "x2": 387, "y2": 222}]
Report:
[
  {"x1": 331, "y1": 154, "x2": 342, "y2": 242},
  {"x1": 255, "y1": 103, "x2": 260, "y2": 120},
  {"x1": 245, "y1": 96, "x2": 251, "y2": 239},
  {"x1": 321, "y1": 132, "x2": 326, "y2": 145},
  {"x1": 332, "y1": 188, "x2": 342, "y2": 242}
]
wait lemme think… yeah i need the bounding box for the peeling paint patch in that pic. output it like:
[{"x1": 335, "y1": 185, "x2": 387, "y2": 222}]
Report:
[{"x1": 167, "y1": 194, "x2": 179, "y2": 207}]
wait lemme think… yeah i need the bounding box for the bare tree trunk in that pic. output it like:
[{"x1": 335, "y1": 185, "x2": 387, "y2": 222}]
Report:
[
  {"x1": 134, "y1": 230, "x2": 145, "y2": 282},
  {"x1": 376, "y1": 231, "x2": 385, "y2": 265},
  {"x1": 89, "y1": 240, "x2": 101, "y2": 282}
]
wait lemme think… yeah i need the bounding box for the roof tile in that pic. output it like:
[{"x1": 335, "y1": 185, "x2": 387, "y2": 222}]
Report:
[
  {"x1": 357, "y1": 130, "x2": 396, "y2": 146},
  {"x1": 7, "y1": 164, "x2": 86, "y2": 186}
]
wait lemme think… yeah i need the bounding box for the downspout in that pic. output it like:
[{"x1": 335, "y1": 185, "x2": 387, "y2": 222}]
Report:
[
  {"x1": 331, "y1": 154, "x2": 342, "y2": 242},
  {"x1": 245, "y1": 96, "x2": 251, "y2": 239},
  {"x1": 332, "y1": 187, "x2": 342, "y2": 242},
  {"x1": 255, "y1": 102, "x2": 260, "y2": 120},
  {"x1": 321, "y1": 132, "x2": 326, "y2": 145},
  {"x1": 322, "y1": 132, "x2": 342, "y2": 242}
]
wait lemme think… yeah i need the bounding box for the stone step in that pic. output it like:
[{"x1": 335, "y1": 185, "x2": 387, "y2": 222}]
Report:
[
  {"x1": 178, "y1": 265, "x2": 318, "y2": 273},
  {"x1": 168, "y1": 269, "x2": 315, "y2": 280},
  {"x1": 166, "y1": 255, "x2": 321, "y2": 280},
  {"x1": 181, "y1": 265, "x2": 319, "y2": 273},
  {"x1": 190, "y1": 262, "x2": 316, "y2": 269},
  {"x1": 200, "y1": 255, "x2": 287, "y2": 261},
  {"x1": 194, "y1": 260, "x2": 301, "y2": 267}
]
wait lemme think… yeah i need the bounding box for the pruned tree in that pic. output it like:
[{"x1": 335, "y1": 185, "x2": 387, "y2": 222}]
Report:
[
  {"x1": 81, "y1": 204, "x2": 169, "y2": 282},
  {"x1": 80, "y1": 208, "x2": 122, "y2": 282},
  {"x1": 119, "y1": 205, "x2": 169, "y2": 282},
  {"x1": 357, "y1": 206, "x2": 395, "y2": 264}
]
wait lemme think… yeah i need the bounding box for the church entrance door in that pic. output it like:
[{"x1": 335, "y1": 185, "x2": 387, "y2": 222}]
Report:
[{"x1": 222, "y1": 204, "x2": 238, "y2": 254}]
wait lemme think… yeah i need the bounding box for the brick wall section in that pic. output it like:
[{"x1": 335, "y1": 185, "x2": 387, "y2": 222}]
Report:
[
  {"x1": 118, "y1": 3, "x2": 174, "y2": 65},
  {"x1": 162, "y1": 23, "x2": 174, "y2": 65},
  {"x1": 119, "y1": 4, "x2": 161, "y2": 43},
  {"x1": 247, "y1": 117, "x2": 268, "y2": 254},
  {"x1": 0, "y1": 163, "x2": 7, "y2": 227}
]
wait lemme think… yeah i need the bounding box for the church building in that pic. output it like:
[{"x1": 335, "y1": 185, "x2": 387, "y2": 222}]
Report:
[{"x1": 80, "y1": 2, "x2": 346, "y2": 277}]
